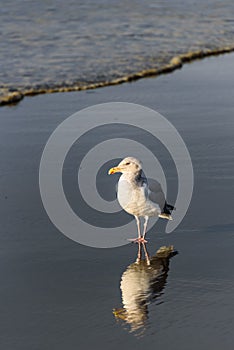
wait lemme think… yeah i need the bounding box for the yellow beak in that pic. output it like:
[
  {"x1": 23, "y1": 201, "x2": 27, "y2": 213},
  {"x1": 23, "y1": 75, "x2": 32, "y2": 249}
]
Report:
[{"x1": 108, "y1": 167, "x2": 121, "y2": 175}]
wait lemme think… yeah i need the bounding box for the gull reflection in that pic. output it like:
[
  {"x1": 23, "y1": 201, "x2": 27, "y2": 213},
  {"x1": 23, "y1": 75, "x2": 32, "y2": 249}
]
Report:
[{"x1": 113, "y1": 243, "x2": 177, "y2": 335}]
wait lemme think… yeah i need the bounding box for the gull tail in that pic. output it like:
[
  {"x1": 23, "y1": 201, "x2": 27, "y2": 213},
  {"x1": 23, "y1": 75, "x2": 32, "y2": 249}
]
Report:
[{"x1": 159, "y1": 202, "x2": 175, "y2": 220}]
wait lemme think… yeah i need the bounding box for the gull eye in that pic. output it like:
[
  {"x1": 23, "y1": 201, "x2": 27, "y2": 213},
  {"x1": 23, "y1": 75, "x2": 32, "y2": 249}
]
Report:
[{"x1": 125, "y1": 162, "x2": 130, "y2": 165}]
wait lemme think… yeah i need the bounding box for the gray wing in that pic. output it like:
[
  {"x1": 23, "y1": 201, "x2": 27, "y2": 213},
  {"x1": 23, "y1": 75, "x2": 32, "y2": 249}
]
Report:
[
  {"x1": 147, "y1": 178, "x2": 166, "y2": 210},
  {"x1": 136, "y1": 175, "x2": 151, "y2": 201}
]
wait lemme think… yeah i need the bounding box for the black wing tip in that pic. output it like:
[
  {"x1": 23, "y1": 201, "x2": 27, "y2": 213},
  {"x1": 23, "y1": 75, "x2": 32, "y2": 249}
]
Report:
[{"x1": 163, "y1": 202, "x2": 176, "y2": 214}]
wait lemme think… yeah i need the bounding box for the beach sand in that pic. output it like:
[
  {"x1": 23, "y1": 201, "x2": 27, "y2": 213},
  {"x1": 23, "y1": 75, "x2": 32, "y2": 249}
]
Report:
[{"x1": 0, "y1": 53, "x2": 234, "y2": 349}]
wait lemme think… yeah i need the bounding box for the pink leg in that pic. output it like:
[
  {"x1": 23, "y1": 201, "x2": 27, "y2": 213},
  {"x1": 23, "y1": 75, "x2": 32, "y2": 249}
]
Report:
[
  {"x1": 141, "y1": 216, "x2": 149, "y2": 243},
  {"x1": 136, "y1": 241, "x2": 142, "y2": 264},
  {"x1": 142, "y1": 242, "x2": 150, "y2": 265},
  {"x1": 128, "y1": 216, "x2": 148, "y2": 243},
  {"x1": 135, "y1": 216, "x2": 141, "y2": 239}
]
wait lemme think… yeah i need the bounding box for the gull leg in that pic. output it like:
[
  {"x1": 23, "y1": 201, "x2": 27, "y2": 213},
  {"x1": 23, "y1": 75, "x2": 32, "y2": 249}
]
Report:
[
  {"x1": 136, "y1": 241, "x2": 142, "y2": 264},
  {"x1": 142, "y1": 242, "x2": 150, "y2": 265},
  {"x1": 135, "y1": 215, "x2": 141, "y2": 239},
  {"x1": 128, "y1": 216, "x2": 148, "y2": 243},
  {"x1": 128, "y1": 215, "x2": 144, "y2": 243},
  {"x1": 141, "y1": 216, "x2": 149, "y2": 243}
]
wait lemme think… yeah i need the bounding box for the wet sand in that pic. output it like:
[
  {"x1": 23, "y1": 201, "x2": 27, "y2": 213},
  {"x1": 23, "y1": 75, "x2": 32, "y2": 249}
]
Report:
[{"x1": 1, "y1": 53, "x2": 234, "y2": 349}]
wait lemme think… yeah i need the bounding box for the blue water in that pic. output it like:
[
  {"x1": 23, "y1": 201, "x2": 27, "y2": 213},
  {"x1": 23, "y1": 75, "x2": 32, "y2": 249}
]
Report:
[
  {"x1": 1, "y1": 2, "x2": 234, "y2": 348},
  {"x1": 1, "y1": 0, "x2": 234, "y2": 94}
]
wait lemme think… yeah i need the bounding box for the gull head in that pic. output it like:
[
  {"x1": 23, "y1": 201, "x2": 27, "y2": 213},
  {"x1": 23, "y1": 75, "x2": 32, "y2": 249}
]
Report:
[{"x1": 108, "y1": 157, "x2": 142, "y2": 175}]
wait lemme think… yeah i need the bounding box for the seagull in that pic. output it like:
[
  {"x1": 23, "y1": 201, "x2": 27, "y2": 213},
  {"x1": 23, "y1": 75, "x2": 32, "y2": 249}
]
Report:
[{"x1": 108, "y1": 156, "x2": 175, "y2": 243}]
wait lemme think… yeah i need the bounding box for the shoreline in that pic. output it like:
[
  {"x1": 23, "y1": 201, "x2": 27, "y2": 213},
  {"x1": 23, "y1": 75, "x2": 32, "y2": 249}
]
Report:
[{"x1": 1, "y1": 45, "x2": 234, "y2": 107}]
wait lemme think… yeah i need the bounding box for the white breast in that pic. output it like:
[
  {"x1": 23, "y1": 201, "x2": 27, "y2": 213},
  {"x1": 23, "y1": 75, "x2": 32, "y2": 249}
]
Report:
[{"x1": 117, "y1": 176, "x2": 160, "y2": 217}]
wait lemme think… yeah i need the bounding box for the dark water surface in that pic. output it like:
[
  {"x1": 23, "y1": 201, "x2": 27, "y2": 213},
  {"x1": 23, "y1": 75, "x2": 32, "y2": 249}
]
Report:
[
  {"x1": 1, "y1": 0, "x2": 234, "y2": 99},
  {"x1": 0, "y1": 54, "x2": 234, "y2": 349}
]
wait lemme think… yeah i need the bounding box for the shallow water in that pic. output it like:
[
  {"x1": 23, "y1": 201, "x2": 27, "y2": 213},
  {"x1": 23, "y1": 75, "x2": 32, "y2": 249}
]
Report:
[
  {"x1": 1, "y1": 0, "x2": 234, "y2": 98},
  {"x1": 0, "y1": 54, "x2": 234, "y2": 349}
]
